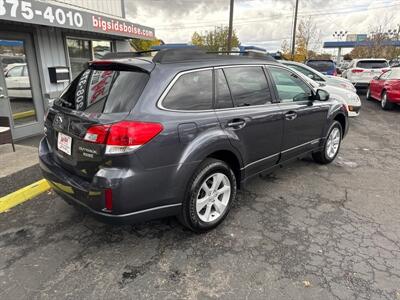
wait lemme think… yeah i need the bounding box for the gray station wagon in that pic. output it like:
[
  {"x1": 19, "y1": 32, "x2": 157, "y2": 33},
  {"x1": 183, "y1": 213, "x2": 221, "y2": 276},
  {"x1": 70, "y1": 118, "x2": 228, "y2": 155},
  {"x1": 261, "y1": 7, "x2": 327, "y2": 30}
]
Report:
[{"x1": 39, "y1": 48, "x2": 349, "y2": 232}]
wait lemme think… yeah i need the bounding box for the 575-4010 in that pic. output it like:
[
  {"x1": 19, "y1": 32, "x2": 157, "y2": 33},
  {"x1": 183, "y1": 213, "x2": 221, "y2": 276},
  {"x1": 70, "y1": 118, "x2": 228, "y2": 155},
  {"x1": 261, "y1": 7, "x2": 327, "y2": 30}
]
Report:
[{"x1": 0, "y1": 0, "x2": 84, "y2": 28}]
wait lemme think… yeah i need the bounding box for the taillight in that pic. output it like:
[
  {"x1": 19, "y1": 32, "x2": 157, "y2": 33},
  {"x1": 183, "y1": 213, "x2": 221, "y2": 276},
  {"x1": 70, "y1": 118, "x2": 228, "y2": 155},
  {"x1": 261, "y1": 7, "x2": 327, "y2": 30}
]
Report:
[
  {"x1": 352, "y1": 69, "x2": 364, "y2": 73},
  {"x1": 84, "y1": 121, "x2": 163, "y2": 155}
]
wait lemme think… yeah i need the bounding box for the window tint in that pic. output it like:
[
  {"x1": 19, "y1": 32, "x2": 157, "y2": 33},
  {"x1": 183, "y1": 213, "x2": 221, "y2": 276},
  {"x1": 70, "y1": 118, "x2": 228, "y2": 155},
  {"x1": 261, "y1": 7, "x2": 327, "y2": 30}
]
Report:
[
  {"x1": 55, "y1": 68, "x2": 149, "y2": 113},
  {"x1": 163, "y1": 70, "x2": 212, "y2": 110},
  {"x1": 223, "y1": 67, "x2": 272, "y2": 107},
  {"x1": 356, "y1": 60, "x2": 388, "y2": 69},
  {"x1": 269, "y1": 67, "x2": 313, "y2": 102},
  {"x1": 306, "y1": 60, "x2": 335, "y2": 72},
  {"x1": 215, "y1": 69, "x2": 233, "y2": 109},
  {"x1": 7, "y1": 66, "x2": 23, "y2": 77},
  {"x1": 289, "y1": 64, "x2": 324, "y2": 82}
]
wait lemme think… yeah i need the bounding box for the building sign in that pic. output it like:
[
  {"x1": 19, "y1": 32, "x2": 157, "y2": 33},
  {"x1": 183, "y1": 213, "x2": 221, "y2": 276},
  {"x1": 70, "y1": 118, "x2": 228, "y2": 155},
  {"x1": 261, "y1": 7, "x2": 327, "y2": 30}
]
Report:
[
  {"x1": 0, "y1": 0, "x2": 154, "y2": 39},
  {"x1": 346, "y1": 34, "x2": 368, "y2": 42}
]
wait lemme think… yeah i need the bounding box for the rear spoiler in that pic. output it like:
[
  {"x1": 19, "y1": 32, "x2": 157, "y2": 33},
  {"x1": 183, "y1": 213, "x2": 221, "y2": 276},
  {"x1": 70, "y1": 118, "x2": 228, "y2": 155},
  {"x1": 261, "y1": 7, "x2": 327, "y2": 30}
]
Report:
[{"x1": 87, "y1": 60, "x2": 154, "y2": 73}]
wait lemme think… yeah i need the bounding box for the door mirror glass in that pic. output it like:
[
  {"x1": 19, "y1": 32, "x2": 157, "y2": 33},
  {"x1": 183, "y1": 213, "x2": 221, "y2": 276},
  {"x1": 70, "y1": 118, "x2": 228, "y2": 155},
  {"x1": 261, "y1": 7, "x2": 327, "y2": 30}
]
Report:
[{"x1": 316, "y1": 89, "x2": 330, "y2": 101}]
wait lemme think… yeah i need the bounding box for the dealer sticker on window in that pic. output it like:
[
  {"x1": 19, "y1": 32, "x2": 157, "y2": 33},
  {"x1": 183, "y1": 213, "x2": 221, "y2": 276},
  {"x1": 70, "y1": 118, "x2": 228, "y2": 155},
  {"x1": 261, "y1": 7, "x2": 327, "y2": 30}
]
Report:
[{"x1": 57, "y1": 132, "x2": 72, "y2": 156}]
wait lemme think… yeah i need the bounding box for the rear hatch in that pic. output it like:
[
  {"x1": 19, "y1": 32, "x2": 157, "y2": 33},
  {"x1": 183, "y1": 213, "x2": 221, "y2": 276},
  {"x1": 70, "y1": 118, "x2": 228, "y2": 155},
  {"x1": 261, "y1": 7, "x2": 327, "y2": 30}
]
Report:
[
  {"x1": 353, "y1": 60, "x2": 389, "y2": 81},
  {"x1": 44, "y1": 61, "x2": 151, "y2": 180},
  {"x1": 307, "y1": 60, "x2": 335, "y2": 75}
]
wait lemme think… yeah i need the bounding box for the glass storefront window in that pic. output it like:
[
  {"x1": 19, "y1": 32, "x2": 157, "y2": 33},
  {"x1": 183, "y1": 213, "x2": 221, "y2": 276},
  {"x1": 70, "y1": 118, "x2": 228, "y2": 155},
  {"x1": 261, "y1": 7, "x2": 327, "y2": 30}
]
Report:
[
  {"x1": 67, "y1": 39, "x2": 91, "y2": 79},
  {"x1": 67, "y1": 38, "x2": 112, "y2": 79},
  {"x1": 92, "y1": 40, "x2": 112, "y2": 59},
  {"x1": 0, "y1": 39, "x2": 37, "y2": 126}
]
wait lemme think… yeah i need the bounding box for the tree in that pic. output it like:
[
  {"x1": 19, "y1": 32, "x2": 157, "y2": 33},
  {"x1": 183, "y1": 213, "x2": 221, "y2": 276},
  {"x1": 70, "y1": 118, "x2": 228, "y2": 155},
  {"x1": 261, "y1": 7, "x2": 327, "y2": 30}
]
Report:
[
  {"x1": 280, "y1": 17, "x2": 321, "y2": 62},
  {"x1": 130, "y1": 38, "x2": 162, "y2": 51},
  {"x1": 191, "y1": 26, "x2": 240, "y2": 52}
]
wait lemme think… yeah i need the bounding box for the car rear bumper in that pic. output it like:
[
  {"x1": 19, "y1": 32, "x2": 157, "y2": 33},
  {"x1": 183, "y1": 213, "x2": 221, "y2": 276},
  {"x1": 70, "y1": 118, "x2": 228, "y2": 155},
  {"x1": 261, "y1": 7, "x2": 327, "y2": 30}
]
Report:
[{"x1": 39, "y1": 137, "x2": 182, "y2": 224}]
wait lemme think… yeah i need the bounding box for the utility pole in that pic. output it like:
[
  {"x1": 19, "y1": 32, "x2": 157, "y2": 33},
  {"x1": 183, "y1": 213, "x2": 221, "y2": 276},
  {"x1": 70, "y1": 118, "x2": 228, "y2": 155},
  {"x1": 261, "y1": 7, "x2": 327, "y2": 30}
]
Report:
[
  {"x1": 227, "y1": 0, "x2": 234, "y2": 52},
  {"x1": 291, "y1": 0, "x2": 299, "y2": 60}
]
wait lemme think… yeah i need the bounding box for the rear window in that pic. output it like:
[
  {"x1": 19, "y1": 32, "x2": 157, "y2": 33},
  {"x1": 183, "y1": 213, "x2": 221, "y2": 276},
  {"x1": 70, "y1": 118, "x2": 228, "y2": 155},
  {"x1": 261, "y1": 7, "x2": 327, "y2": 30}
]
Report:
[
  {"x1": 356, "y1": 60, "x2": 388, "y2": 69},
  {"x1": 55, "y1": 68, "x2": 149, "y2": 113},
  {"x1": 306, "y1": 60, "x2": 335, "y2": 72},
  {"x1": 162, "y1": 70, "x2": 213, "y2": 110}
]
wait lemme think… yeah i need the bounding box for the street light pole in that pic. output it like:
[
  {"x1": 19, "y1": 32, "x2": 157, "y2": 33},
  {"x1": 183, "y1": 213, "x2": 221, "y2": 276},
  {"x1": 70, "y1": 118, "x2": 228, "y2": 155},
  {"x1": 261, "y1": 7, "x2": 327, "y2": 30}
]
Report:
[
  {"x1": 291, "y1": 0, "x2": 299, "y2": 60},
  {"x1": 227, "y1": 0, "x2": 234, "y2": 52}
]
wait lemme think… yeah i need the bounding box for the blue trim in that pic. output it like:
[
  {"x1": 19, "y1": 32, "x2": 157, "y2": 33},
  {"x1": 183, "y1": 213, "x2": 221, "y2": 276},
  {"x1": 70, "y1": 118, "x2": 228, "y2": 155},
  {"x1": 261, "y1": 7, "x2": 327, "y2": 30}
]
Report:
[{"x1": 323, "y1": 40, "x2": 400, "y2": 48}]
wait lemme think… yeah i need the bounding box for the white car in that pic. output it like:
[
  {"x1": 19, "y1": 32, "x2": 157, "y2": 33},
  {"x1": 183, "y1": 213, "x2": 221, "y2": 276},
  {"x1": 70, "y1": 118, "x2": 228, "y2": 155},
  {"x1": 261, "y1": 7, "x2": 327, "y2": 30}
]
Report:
[
  {"x1": 281, "y1": 61, "x2": 357, "y2": 93},
  {"x1": 282, "y1": 61, "x2": 361, "y2": 117},
  {"x1": 4, "y1": 63, "x2": 32, "y2": 99},
  {"x1": 342, "y1": 58, "x2": 390, "y2": 88}
]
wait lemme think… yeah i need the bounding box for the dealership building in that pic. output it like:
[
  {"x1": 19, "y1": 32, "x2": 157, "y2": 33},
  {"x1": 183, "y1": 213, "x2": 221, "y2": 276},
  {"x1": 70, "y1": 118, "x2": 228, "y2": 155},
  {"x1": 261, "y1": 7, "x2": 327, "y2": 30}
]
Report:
[{"x1": 0, "y1": 0, "x2": 154, "y2": 140}]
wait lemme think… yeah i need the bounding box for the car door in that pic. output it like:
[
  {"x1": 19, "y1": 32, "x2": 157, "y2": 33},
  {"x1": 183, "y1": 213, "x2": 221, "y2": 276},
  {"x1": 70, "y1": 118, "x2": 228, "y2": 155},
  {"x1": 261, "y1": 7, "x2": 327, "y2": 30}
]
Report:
[
  {"x1": 374, "y1": 71, "x2": 390, "y2": 99},
  {"x1": 214, "y1": 66, "x2": 284, "y2": 176},
  {"x1": 267, "y1": 66, "x2": 330, "y2": 161}
]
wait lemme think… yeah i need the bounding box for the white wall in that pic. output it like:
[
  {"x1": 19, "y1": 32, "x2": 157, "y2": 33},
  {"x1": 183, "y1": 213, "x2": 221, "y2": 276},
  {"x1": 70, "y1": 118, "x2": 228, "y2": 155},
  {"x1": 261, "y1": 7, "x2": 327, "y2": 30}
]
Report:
[{"x1": 42, "y1": 0, "x2": 124, "y2": 18}]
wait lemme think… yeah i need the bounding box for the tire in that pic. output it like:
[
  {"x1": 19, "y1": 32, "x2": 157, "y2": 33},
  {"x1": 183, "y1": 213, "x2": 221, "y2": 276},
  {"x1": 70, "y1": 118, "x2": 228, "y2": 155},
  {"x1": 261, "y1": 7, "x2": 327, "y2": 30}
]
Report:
[
  {"x1": 381, "y1": 91, "x2": 395, "y2": 110},
  {"x1": 366, "y1": 86, "x2": 372, "y2": 100},
  {"x1": 179, "y1": 158, "x2": 237, "y2": 233},
  {"x1": 312, "y1": 121, "x2": 342, "y2": 164}
]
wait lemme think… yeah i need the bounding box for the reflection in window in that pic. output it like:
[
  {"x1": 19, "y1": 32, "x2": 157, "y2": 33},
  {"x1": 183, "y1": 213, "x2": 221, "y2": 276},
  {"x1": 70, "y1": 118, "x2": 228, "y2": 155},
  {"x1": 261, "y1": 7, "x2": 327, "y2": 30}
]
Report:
[
  {"x1": 92, "y1": 40, "x2": 112, "y2": 59},
  {"x1": 67, "y1": 39, "x2": 91, "y2": 79},
  {"x1": 163, "y1": 70, "x2": 213, "y2": 110}
]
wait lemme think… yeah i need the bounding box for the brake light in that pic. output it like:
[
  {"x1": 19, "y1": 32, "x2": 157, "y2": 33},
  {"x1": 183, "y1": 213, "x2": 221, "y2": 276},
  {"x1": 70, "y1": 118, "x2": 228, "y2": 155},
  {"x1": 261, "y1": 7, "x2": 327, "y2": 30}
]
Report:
[
  {"x1": 352, "y1": 69, "x2": 364, "y2": 73},
  {"x1": 84, "y1": 121, "x2": 163, "y2": 154}
]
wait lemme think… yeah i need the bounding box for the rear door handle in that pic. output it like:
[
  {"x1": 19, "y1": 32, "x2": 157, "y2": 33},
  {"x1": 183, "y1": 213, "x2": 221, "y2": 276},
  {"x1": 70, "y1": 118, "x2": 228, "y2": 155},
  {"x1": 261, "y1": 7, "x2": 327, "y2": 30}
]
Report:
[
  {"x1": 227, "y1": 119, "x2": 246, "y2": 129},
  {"x1": 285, "y1": 111, "x2": 297, "y2": 120}
]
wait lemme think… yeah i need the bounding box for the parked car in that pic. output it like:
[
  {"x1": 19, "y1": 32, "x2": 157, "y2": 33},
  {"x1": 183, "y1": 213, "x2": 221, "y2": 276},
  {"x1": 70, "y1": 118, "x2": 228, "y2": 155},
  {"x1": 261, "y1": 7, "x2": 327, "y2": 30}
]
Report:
[
  {"x1": 389, "y1": 59, "x2": 400, "y2": 68},
  {"x1": 4, "y1": 63, "x2": 32, "y2": 98},
  {"x1": 306, "y1": 59, "x2": 337, "y2": 76},
  {"x1": 39, "y1": 49, "x2": 349, "y2": 232},
  {"x1": 342, "y1": 58, "x2": 390, "y2": 88},
  {"x1": 0, "y1": 55, "x2": 25, "y2": 69},
  {"x1": 366, "y1": 68, "x2": 400, "y2": 110},
  {"x1": 281, "y1": 61, "x2": 361, "y2": 117}
]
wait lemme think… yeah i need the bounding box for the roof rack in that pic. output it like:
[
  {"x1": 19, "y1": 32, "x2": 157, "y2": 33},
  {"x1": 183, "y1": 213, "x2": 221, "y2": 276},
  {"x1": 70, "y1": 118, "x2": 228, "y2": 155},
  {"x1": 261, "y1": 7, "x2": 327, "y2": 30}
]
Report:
[
  {"x1": 101, "y1": 50, "x2": 159, "y2": 59},
  {"x1": 152, "y1": 47, "x2": 212, "y2": 63}
]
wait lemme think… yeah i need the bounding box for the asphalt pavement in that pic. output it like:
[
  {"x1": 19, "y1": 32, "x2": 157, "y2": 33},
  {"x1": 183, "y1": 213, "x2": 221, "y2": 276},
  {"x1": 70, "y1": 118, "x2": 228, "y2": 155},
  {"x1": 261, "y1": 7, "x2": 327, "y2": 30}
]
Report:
[{"x1": 0, "y1": 95, "x2": 399, "y2": 300}]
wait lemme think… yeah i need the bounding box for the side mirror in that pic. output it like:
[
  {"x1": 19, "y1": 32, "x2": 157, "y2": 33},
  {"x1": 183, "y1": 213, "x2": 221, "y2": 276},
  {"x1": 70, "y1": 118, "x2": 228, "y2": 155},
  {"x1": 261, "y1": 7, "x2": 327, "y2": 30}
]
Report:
[{"x1": 316, "y1": 89, "x2": 330, "y2": 101}]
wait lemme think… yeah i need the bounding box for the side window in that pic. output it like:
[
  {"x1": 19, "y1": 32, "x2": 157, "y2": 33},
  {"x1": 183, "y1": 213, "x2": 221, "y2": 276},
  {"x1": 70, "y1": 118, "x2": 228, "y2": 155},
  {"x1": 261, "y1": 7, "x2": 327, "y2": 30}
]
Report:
[
  {"x1": 379, "y1": 71, "x2": 390, "y2": 80},
  {"x1": 269, "y1": 67, "x2": 313, "y2": 102},
  {"x1": 223, "y1": 66, "x2": 272, "y2": 107},
  {"x1": 291, "y1": 65, "x2": 323, "y2": 82},
  {"x1": 7, "y1": 66, "x2": 23, "y2": 77},
  {"x1": 163, "y1": 70, "x2": 212, "y2": 110},
  {"x1": 215, "y1": 69, "x2": 233, "y2": 109}
]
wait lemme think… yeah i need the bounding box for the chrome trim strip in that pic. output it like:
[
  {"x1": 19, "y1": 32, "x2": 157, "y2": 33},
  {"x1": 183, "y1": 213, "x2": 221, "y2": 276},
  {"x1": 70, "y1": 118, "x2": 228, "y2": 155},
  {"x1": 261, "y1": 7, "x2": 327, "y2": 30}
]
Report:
[
  {"x1": 157, "y1": 64, "x2": 284, "y2": 113},
  {"x1": 60, "y1": 193, "x2": 182, "y2": 218},
  {"x1": 281, "y1": 138, "x2": 321, "y2": 154},
  {"x1": 242, "y1": 153, "x2": 279, "y2": 170}
]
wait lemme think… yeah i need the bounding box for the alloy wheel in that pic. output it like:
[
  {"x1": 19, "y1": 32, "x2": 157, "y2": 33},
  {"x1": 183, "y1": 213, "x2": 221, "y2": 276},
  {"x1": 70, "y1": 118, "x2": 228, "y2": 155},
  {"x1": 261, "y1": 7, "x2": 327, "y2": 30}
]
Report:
[
  {"x1": 326, "y1": 127, "x2": 341, "y2": 159},
  {"x1": 196, "y1": 172, "x2": 231, "y2": 223},
  {"x1": 381, "y1": 93, "x2": 387, "y2": 108}
]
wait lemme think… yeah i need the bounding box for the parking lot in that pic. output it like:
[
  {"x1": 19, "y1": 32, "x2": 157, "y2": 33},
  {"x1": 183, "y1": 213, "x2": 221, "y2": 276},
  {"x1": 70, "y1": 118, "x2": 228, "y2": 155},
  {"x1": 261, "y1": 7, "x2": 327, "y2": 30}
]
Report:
[{"x1": 0, "y1": 95, "x2": 399, "y2": 300}]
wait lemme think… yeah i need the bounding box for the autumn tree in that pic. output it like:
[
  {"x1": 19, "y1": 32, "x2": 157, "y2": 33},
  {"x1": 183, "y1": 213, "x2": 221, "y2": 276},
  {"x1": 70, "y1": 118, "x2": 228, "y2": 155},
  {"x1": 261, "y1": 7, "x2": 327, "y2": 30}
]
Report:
[
  {"x1": 130, "y1": 38, "x2": 162, "y2": 51},
  {"x1": 281, "y1": 17, "x2": 321, "y2": 62},
  {"x1": 191, "y1": 26, "x2": 240, "y2": 52}
]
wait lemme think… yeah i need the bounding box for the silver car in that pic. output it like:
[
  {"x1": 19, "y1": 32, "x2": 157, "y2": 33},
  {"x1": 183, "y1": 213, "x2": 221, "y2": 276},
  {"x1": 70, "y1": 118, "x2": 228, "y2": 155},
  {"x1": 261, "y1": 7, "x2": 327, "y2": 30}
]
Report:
[{"x1": 281, "y1": 61, "x2": 361, "y2": 117}]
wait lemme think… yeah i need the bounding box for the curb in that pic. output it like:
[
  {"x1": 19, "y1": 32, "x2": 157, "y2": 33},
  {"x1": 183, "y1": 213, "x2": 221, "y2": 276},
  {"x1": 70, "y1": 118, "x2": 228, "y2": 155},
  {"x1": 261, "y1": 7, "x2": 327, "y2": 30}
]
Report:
[{"x1": 0, "y1": 179, "x2": 50, "y2": 213}]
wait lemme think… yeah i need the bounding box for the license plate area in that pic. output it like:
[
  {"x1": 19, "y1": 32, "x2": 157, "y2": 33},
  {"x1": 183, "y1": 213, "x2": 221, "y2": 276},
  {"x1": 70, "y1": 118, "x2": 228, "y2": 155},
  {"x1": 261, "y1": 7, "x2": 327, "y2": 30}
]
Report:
[{"x1": 57, "y1": 132, "x2": 72, "y2": 156}]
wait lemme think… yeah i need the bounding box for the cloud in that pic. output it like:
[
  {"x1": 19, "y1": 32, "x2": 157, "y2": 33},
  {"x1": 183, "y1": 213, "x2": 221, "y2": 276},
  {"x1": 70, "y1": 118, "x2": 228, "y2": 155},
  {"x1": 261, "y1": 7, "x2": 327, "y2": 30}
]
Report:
[{"x1": 126, "y1": 0, "x2": 400, "y2": 52}]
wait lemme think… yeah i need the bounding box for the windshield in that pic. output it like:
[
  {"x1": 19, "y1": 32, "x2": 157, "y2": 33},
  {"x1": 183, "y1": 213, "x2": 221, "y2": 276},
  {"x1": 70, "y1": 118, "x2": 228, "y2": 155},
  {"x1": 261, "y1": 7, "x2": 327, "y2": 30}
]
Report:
[
  {"x1": 55, "y1": 68, "x2": 149, "y2": 113},
  {"x1": 356, "y1": 60, "x2": 388, "y2": 69},
  {"x1": 306, "y1": 61, "x2": 335, "y2": 72}
]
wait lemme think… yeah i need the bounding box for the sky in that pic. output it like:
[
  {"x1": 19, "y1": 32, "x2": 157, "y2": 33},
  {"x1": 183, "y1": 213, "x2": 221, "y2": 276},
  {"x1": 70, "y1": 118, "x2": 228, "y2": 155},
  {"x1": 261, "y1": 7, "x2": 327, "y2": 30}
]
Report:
[{"x1": 125, "y1": 0, "x2": 400, "y2": 54}]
